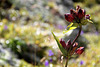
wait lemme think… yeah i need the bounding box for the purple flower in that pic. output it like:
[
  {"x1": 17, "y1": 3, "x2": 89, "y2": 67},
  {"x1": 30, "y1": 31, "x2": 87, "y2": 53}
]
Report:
[
  {"x1": 80, "y1": 60, "x2": 84, "y2": 65},
  {"x1": 4, "y1": 25, "x2": 8, "y2": 30},
  {"x1": 49, "y1": 58, "x2": 53, "y2": 62},
  {"x1": 57, "y1": 25, "x2": 64, "y2": 30},
  {"x1": 45, "y1": 60, "x2": 49, "y2": 67},
  {"x1": 48, "y1": 50, "x2": 54, "y2": 56},
  {"x1": 81, "y1": 31, "x2": 84, "y2": 35},
  {"x1": 95, "y1": 31, "x2": 99, "y2": 35}
]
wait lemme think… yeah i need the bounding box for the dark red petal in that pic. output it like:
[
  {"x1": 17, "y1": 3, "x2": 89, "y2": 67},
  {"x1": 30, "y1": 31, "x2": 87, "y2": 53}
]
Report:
[
  {"x1": 64, "y1": 14, "x2": 74, "y2": 22},
  {"x1": 75, "y1": 47, "x2": 84, "y2": 55},
  {"x1": 70, "y1": 42, "x2": 78, "y2": 55},
  {"x1": 70, "y1": 9, "x2": 75, "y2": 14},
  {"x1": 73, "y1": 42, "x2": 78, "y2": 47},
  {"x1": 60, "y1": 39, "x2": 66, "y2": 49},
  {"x1": 76, "y1": 5, "x2": 81, "y2": 11},
  {"x1": 85, "y1": 14, "x2": 90, "y2": 19},
  {"x1": 70, "y1": 9, "x2": 77, "y2": 18},
  {"x1": 66, "y1": 39, "x2": 71, "y2": 50},
  {"x1": 77, "y1": 9, "x2": 85, "y2": 19}
]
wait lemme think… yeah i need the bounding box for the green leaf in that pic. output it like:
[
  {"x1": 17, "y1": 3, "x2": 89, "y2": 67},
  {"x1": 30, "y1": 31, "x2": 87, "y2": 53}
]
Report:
[
  {"x1": 81, "y1": 19, "x2": 93, "y2": 25},
  {"x1": 87, "y1": 19, "x2": 93, "y2": 23},
  {"x1": 68, "y1": 23, "x2": 73, "y2": 27},
  {"x1": 52, "y1": 32, "x2": 67, "y2": 56},
  {"x1": 63, "y1": 23, "x2": 78, "y2": 34},
  {"x1": 63, "y1": 27, "x2": 77, "y2": 33}
]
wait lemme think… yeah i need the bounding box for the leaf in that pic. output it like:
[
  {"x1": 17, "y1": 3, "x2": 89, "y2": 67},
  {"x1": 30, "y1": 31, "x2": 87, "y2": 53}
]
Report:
[
  {"x1": 63, "y1": 23, "x2": 78, "y2": 34},
  {"x1": 52, "y1": 32, "x2": 67, "y2": 56},
  {"x1": 67, "y1": 23, "x2": 73, "y2": 27},
  {"x1": 87, "y1": 19, "x2": 93, "y2": 23},
  {"x1": 81, "y1": 19, "x2": 93, "y2": 25}
]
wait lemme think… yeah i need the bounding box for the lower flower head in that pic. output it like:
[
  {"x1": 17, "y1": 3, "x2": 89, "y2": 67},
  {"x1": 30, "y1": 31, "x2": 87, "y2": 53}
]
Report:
[{"x1": 75, "y1": 47, "x2": 84, "y2": 55}]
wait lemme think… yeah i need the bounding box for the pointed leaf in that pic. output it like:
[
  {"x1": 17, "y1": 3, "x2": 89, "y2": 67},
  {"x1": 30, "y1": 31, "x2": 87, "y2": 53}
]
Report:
[
  {"x1": 63, "y1": 23, "x2": 78, "y2": 34},
  {"x1": 67, "y1": 23, "x2": 73, "y2": 27},
  {"x1": 87, "y1": 19, "x2": 93, "y2": 23},
  {"x1": 52, "y1": 32, "x2": 67, "y2": 56},
  {"x1": 63, "y1": 27, "x2": 77, "y2": 33}
]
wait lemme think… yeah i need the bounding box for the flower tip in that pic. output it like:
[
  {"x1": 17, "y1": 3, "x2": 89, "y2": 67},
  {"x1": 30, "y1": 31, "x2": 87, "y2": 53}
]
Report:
[
  {"x1": 73, "y1": 42, "x2": 78, "y2": 47},
  {"x1": 77, "y1": 9, "x2": 85, "y2": 19},
  {"x1": 85, "y1": 14, "x2": 90, "y2": 19},
  {"x1": 64, "y1": 14, "x2": 74, "y2": 22},
  {"x1": 75, "y1": 47, "x2": 84, "y2": 55},
  {"x1": 59, "y1": 39, "x2": 66, "y2": 49},
  {"x1": 76, "y1": 5, "x2": 81, "y2": 10}
]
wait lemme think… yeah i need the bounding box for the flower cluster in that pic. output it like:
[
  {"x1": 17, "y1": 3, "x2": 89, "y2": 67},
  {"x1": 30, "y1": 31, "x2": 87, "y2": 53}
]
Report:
[
  {"x1": 64, "y1": 5, "x2": 90, "y2": 24},
  {"x1": 60, "y1": 39, "x2": 84, "y2": 56},
  {"x1": 52, "y1": 5, "x2": 92, "y2": 67}
]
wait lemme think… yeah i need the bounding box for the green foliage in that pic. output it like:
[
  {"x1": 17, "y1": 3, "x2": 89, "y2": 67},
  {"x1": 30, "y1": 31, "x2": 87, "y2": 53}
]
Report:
[
  {"x1": 52, "y1": 32, "x2": 67, "y2": 56},
  {"x1": 63, "y1": 23, "x2": 78, "y2": 33},
  {"x1": 5, "y1": 37, "x2": 27, "y2": 55}
]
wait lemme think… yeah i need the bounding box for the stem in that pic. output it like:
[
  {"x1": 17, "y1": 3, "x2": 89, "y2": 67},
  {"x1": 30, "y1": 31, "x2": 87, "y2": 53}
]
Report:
[
  {"x1": 71, "y1": 25, "x2": 82, "y2": 45},
  {"x1": 65, "y1": 25, "x2": 82, "y2": 67},
  {"x1": 65, "y1": 57, "x2": 69, "y2": 67}
]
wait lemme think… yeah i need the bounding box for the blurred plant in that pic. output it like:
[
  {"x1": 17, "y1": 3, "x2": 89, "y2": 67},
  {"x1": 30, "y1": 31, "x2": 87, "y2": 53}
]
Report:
[
  {"x1": 48, "y1": 50, "x2": 54, "y2": 56},
  {"x1": 80, "y1": 60, "x2": 84, "y2": 65},
  {"x1": 44, "y1": 60, "x2": 49, "y2": 67},
  {"x1": 52, "y1": 5, "x2": 93, "y2": 67},
  {"x1": 5, "y1": 37, "x2": 27, "y2": 57}
]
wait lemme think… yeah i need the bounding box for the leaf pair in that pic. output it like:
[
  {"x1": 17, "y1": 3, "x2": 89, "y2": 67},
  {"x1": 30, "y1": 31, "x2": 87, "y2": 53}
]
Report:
[{"x1": 63, "y1": 23, "x2": 78, "y2": 34}]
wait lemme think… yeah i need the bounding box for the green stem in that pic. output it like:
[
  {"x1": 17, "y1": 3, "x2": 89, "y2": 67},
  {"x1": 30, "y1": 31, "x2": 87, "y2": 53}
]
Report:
[
  {"x1": 71, "y1": 25, "x2": 82, "y2": 45},
  {"x1": 65, "y1": 56, "x2": 69, "y2": 67},
  {"x1": 65, "y1": 25, "x2": 82, "y2": 67}
]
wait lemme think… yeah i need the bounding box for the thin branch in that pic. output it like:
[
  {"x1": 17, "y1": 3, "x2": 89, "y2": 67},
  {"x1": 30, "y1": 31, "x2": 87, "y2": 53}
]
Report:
[
  {"x1": 65, "y1": 57, "x2": 69, "y2": 67},
  {"x1": 71, "y1": 25, "x2": 82, "y2": 45}
]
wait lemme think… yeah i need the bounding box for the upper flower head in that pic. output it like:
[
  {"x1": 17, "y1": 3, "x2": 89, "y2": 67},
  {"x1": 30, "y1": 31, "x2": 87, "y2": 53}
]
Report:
[
  {"x1": 64, "y1": 14, "x2": 74, "y2": 22},
  {"x1": 64, "y1": 5, "x2": 91, "y2": 24}
]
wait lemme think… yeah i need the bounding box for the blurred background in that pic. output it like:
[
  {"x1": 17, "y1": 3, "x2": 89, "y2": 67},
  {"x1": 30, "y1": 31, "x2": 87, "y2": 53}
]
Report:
[{"x1": 0, "y1": 0, "x2": 100, "y2": 67}]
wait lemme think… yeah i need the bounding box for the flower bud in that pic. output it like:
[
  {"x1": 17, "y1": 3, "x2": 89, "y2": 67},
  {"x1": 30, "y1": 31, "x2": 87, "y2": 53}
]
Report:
[
  {"x1": 75, "y1": 47, "x2": 84, "y2": 55},
  {"x1": 70, "y1": 9, "x2": 77, "y2": 18},
  {"x1": 70, "y1": 42, "x2": 78, "y2": 55},
  {"x1": 85, "y1": 14, "x2": 90, "y2": 19},
  {"x1": 64, "y1": 14, "x2": 74, "y2": 22},
  {"x1": 76, "y1": 5, "x2": 81, "y2": 11},
  {"x1": 66, "y1": 39, "x2": 71, "y2": 50},
  {"x1": 77, "y1": 9, "x2": 85, "y2": 19},
  {"x1": 60, "y1": 39, "x2": 66, "y2": 49}
]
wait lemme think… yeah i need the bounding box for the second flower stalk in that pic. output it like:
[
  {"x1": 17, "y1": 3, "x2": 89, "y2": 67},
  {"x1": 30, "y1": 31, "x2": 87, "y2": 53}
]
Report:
[{"x1": 60, "y1": 25, "x2": 84, "y2": 67}]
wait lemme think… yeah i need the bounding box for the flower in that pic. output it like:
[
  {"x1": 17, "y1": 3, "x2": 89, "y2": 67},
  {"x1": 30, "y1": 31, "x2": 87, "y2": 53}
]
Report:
[
  {"x1": 4, "y1": 25, "x2": 8, "y2": 30},
  {"x1": 70, "y1": 42, "x2": 78, "y2": 55},
  {"x1": 45, "y1": 60, "x2": 49, "y2": 67},
  {"x1": 64, "y1": 14, "x2": 74, "y2": 22},
  {"x1": 80, "y1": 60, "x2": 84, "y2": 65},
  {"x1": 60, "y1": 39, "x2": 71, "y2": 50},
  {"x1": 60, "y1": 39, "x2": 66, "y2": 49},
  {"x1": 59, "y1": 39, "x2": 84, "y2": 56},
  {"x1": 81, "y1": 30, "x2": 84, "y2": 35},
  {"x1": 48, "y1": 50, "x2": 54, "y2": 56},
  {"x1": 64, "y1": 5, "x2": 91, "y2": 24},
  {"x1": 85, "y1": 15, "x2": 90, "y2": 19},
  {"x1": 75, "y1": 47, "x2": 84, "y2": 55},
  {"x1": 49, "y1": 58, "x2": 53, "y2": 62}
]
